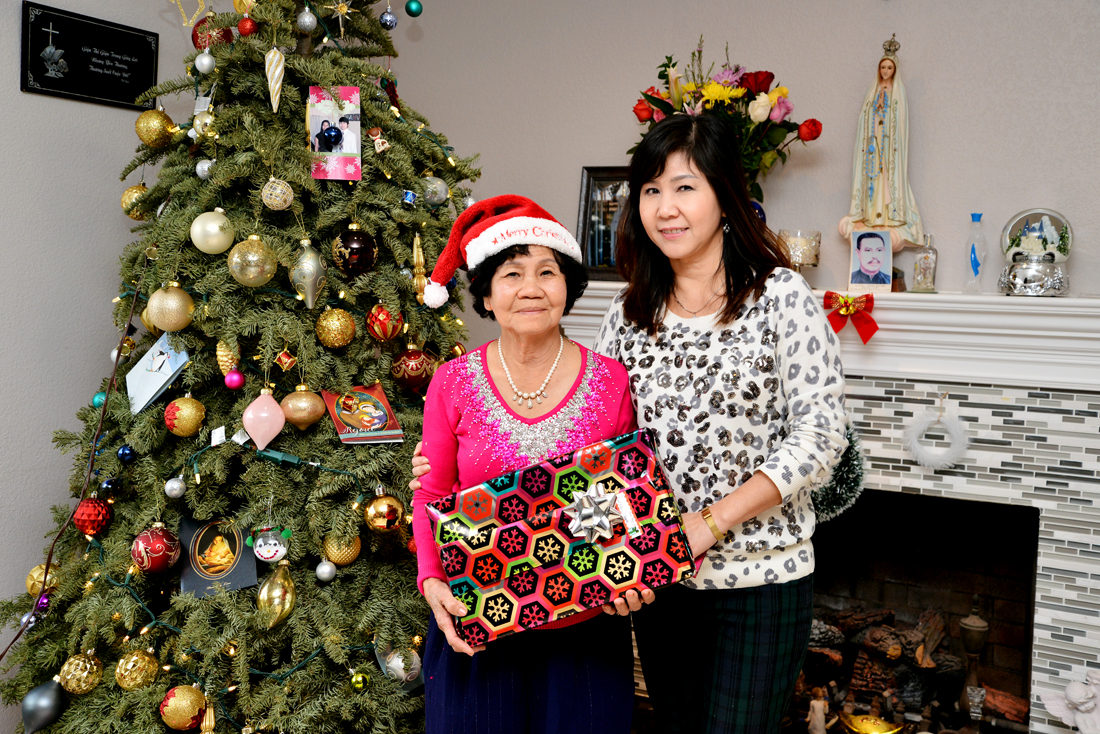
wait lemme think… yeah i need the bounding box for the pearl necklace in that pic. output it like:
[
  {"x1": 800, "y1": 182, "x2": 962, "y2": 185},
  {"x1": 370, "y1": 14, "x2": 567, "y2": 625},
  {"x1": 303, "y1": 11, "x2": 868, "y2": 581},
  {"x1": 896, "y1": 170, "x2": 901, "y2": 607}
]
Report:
[{"x1": 497, "y1": 334, "x2": 564, "y2": 409}]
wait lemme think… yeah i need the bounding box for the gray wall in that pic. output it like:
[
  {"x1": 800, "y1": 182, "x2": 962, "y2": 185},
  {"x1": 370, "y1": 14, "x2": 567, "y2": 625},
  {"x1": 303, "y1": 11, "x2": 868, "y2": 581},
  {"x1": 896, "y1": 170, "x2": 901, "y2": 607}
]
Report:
[
  {"x1": 391, "y1": 0, "x2": 1100, "y2": 348},
  {"x1": 1, "y1": 0, "x2": 1097, "y2": 723}
]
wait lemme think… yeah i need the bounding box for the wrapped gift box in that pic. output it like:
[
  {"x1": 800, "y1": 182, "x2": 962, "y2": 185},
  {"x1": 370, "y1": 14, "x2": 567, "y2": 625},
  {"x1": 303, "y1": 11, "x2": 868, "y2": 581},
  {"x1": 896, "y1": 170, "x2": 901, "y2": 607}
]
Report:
[{"x1": 426, "y1": 429, "x2": 696, "y2": 644}]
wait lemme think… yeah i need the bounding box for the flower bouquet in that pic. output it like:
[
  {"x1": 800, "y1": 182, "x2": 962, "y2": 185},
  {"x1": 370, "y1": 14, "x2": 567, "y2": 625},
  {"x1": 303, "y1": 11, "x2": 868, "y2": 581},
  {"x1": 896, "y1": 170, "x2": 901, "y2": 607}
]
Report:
[{"x1": 631, "y1": 37, "x2": 821, "y2": 203}]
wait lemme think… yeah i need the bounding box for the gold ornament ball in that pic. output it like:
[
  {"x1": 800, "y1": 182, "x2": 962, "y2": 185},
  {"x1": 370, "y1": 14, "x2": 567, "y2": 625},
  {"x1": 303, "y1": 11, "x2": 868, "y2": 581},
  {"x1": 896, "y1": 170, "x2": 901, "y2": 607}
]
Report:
[
  {"x1": 192, "y1": 110, "x2": 215, "y2": 137},
  {"x1": 165, "y1": 396, "x2": 206, "y2": 437},
  {"x1": 59, "y1": 651, "x2": 103, "y2": 695},
  {"x1": 190, "y1": 208, "x2": 235, "y2": 254},
  {"x1": 281, "y1": 385, "x2": 327, "y2": 430},
  {"x1": 160, "y1": 685, "x2": 206, "y2": 730},
  {"x1": 139, "y1": 306, "x2": 162, "y2": 337},
  {"x1": 115, "y1": 648, "x2": 159, "y2": 691},
  {"x1": 451, "y1": 342, "x2": 467, "y2": 359},
  {"x1": 135, "y1": 108, "x2": 176, "y2": 148},
  {"x1": 257, "y1": 559, "x2": 296, "y2": 629},
  {"x1": 365, "y1": 493, "x2": 406, "y2": 534},
  {"x1": 261, "y1": 176, "x2": 294, "y2": 211},
  {"x1": 216, "y1": 340, "x2": 239, "y2": 376},
  {"x1": 146, "y1": 282, "x2": 194, "y2": 332},
  {"x1": 228, "y1": 235, "x2": 279, "y2": 287},
  {"x1": 25, "y1": 563, "x2": 59, "y2": 596},
  {"x1": 323, "y1": 534, "x2": 361, "y2": 566},
  {"x1": 121, "y1": 184, "x2": 148, "y2": 221},
  {"x1": 351, "y1": 671, "x2": 369, "y2": 690},
  {"x1": 316, "y1": 307, "x2": 356, "y2": 348}
]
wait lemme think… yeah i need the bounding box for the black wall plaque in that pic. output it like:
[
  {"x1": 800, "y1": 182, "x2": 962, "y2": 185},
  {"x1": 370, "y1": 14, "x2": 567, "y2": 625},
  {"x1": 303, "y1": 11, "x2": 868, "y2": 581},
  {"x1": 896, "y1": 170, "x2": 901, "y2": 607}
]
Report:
[{"x1": 21, "y1": 2, "x2": 159, "y2": 111}]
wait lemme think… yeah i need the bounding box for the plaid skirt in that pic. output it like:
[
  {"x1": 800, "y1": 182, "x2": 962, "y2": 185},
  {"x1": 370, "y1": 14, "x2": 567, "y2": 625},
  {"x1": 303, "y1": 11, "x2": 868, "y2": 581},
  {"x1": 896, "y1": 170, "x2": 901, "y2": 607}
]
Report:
[
  {"x1": 632, "y1": 574, "x2": 814, "y2": 734},
  {"x1": 423, "y1": 611, "x2": 635, "y2": 734}
]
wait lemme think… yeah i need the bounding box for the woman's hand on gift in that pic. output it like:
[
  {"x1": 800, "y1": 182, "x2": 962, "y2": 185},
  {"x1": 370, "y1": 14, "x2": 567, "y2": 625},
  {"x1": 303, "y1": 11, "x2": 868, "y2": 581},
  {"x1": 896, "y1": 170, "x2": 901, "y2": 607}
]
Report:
[
  {"x1": 601, "y1": 588, "x2": 655, "y2": 616},
  {"x1": 408, "y1": 441, "x2": 432, "y2": 493},
  {"x1": 423, "y1": 577, "x2": 485, "y2": 656}
]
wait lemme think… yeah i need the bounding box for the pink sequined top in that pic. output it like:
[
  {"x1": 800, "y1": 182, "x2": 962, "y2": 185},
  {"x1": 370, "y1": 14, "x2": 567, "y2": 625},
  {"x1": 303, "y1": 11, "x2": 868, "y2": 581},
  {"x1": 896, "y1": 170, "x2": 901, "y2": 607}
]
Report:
[{"x1": 414, "y1": 341, "x2": 636, "y2": 621}]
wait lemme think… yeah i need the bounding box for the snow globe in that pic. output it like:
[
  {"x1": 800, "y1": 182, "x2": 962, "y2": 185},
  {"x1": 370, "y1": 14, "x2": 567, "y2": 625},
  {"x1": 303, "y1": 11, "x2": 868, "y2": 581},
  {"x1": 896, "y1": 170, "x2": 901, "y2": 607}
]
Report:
[{"x1": 999, "y1": 208, "x2": 1072, "y2": 296}]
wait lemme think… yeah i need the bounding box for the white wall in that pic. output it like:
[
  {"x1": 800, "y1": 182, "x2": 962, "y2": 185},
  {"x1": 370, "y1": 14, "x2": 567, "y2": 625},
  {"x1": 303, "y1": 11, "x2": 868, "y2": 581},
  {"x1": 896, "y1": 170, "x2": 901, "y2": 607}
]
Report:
[
  {"x1": 0, "y1": 2, "x2": 194, "y2": 724},
  {"x1": 389, "y1": 0, "x2": 1100, "y2": 349}
]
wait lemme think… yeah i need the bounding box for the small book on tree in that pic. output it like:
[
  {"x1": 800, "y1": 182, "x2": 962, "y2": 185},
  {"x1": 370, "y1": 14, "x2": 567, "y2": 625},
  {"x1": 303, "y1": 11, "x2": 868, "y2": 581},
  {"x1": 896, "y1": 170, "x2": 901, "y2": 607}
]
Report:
[{"x1": 322, "y1": 383, "x2": 404, "y2": 444}]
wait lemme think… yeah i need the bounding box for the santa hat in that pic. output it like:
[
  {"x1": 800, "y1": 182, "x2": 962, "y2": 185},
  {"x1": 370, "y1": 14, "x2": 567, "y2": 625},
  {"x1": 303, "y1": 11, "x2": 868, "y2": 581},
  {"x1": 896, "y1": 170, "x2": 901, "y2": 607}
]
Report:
[{"x1": 423, "y1": 194, "x2": 581, "y2": 308}]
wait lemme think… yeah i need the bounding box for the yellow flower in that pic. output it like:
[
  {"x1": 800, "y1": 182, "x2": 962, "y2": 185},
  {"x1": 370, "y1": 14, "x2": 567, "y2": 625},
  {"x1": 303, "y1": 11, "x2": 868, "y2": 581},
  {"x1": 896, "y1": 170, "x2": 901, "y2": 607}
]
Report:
[
  {"x1": 700, "y1": 81, "x2": 740, "y2": 109},
  {"x1": 767, "y1": 86, "x2": 789, "y2": 107},
  {"x1": 682, "y1": 82, "x2": 698, "y2": 94}
]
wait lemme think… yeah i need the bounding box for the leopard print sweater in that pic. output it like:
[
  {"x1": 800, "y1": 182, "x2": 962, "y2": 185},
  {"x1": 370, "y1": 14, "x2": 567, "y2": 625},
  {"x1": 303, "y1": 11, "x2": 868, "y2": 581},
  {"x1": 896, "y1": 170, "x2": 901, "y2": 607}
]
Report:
[{"x1": 594, "y1": 268, "x2": 848, "y2": 589}]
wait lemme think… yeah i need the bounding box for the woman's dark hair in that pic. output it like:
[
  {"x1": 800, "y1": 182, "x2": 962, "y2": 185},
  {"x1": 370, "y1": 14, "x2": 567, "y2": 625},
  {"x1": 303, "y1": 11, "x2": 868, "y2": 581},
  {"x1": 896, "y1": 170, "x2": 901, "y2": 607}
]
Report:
[
  {"x1": 467, "y1": 245, "x2": 588, "y2": 321},
  {"x1": 615, "y1": 114, "x2": 792, "y2": 335}
]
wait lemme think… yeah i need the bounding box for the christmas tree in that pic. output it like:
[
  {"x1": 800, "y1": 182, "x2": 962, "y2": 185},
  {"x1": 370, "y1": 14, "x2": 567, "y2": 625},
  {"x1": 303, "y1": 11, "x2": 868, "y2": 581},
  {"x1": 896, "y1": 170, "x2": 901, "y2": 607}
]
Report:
[{"x1": 0, "y1": 2, "x2": 477, "y2": 732}]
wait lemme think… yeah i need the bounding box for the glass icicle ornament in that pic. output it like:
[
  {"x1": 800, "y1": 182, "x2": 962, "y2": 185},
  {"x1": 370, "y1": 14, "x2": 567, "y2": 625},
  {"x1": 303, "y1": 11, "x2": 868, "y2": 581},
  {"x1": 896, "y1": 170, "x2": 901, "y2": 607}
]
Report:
[{"x1": 290, "y1": 239, "x2": 327, "y2": 309}]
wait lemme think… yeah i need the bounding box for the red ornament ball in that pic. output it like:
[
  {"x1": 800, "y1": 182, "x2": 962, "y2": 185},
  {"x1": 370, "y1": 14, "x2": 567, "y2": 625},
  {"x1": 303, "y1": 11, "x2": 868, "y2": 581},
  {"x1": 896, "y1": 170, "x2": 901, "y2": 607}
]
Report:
[
  {"x1": 74, "y1": 497, "x2": 113, "y2": 536},
  {"x1": 391, "y1": 346, "x2": 435, "y2": 392},
  {"x1": 191, "y1": 16, "x2": 233, "y2": 50},
  {"x1": 367, "y1": 304, "x2": 404, "y2": 342},
  {"x1": 131, "y1": 523, "x2": 181, "y2": 573},
  {"x1": 237, "y1": 16, "x2": 258, "y2": 36},
  {"x1": 407, "y1": 537, "x2": 417, "y2": 555}
]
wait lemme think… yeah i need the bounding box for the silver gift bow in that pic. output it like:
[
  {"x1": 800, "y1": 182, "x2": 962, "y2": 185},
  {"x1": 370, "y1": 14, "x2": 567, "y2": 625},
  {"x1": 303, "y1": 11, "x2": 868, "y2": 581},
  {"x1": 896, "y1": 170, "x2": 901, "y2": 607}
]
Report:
[{"x1": 563, "y1": 482, "x2": 623, "y2": 543}]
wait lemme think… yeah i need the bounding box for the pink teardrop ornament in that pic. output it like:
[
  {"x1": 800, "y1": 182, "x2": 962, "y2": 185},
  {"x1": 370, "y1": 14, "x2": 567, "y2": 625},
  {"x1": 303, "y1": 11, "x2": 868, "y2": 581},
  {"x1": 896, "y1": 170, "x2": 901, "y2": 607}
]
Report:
[{"x1": 243, "y1": 389, "x2": 286, "y2": 450}]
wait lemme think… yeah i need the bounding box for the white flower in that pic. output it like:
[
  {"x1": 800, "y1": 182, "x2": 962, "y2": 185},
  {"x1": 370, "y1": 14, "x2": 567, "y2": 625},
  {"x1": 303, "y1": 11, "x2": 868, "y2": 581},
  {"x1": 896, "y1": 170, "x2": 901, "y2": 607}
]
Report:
[{"x1": 748, "y1": 92, "x2": 771, "y2": 123}]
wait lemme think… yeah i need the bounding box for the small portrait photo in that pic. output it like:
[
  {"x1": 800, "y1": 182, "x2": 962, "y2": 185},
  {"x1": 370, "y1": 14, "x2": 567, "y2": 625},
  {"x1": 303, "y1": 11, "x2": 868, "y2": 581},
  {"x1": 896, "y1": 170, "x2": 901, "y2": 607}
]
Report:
[
  {"x1": 192, "y1": 520, "x2": 241, "y2": 579},
  {"x1": 849, "y1": 229, "x2": 892, "y2": 293},
  {"x1": 308, "y1": 112, "x2": 360, "y2": 156}
]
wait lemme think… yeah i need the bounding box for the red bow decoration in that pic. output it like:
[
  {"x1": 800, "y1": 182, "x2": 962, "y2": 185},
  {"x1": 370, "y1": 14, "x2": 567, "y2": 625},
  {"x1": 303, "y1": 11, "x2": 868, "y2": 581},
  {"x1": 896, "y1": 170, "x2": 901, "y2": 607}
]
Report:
[{"x1": 823, "y1": 291, "x2": 878, "y2": 344}]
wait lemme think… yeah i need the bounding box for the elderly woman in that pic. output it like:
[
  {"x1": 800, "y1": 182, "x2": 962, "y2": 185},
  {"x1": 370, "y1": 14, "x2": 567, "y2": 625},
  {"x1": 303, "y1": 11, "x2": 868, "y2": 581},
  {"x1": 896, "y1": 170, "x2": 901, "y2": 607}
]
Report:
[{"x1": 412, "y1": 195, "x2": 639, "y2": 734}]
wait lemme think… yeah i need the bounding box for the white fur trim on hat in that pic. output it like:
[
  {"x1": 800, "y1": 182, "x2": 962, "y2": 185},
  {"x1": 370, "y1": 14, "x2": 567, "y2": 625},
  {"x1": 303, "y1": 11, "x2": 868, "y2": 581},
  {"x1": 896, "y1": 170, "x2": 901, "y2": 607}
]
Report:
[
  {"x1": 422, "y1": 281, "x2": 449, "y2": 309},
  {"x1": 465, "y1": 216, "x2": 581, "y2": 270}
]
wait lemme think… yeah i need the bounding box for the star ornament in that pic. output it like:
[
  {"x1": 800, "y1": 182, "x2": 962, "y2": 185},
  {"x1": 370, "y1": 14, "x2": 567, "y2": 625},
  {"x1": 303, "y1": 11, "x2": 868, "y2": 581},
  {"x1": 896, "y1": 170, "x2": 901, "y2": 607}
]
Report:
[
  {"x1": 322, "y1": 1, "x2": 360, "y2": 37},
  {"x1": 565, "y1": 483, "x2": 623, "y2": 543}
]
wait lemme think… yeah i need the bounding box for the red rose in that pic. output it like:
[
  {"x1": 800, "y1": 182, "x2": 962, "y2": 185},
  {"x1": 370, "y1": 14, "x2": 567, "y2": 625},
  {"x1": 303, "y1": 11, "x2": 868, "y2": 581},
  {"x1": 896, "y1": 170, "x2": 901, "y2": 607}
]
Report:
[
  {"x1": 643, "y1": 85, "x2": 661, "y2": 98},
  {"x1": 633, "y1": 99, "x2": 653, "y2": 122},
  {"x1": 798, "y1": 119, "x2": 823, "y2": 141},
  {"x1": 739, "y1": 70, "x2": 775, "y2": 96}
]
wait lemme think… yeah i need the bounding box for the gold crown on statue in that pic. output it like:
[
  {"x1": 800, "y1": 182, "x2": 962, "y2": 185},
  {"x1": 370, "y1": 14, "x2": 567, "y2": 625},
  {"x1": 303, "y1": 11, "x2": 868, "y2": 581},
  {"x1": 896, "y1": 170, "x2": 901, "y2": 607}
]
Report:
[{"x1": 882, "y1": 33, "x2": 900, "y2": 60}]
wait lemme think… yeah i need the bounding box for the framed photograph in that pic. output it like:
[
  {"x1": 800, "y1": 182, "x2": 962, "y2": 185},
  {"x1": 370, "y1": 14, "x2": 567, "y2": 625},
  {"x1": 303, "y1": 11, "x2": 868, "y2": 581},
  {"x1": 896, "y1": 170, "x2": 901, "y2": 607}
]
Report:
[
  {"x1": 576, "y1": 166, "x2": 629, "y2": 280},
  {"x1": 308, "y1": 86, "x2": 362, "y2": 181},
  {"x1": 849, "y1": 229, "x2": 892, "y2": 293},
  {"x1": 179, "y1": 517, "x2": 257, "y2": 598}
]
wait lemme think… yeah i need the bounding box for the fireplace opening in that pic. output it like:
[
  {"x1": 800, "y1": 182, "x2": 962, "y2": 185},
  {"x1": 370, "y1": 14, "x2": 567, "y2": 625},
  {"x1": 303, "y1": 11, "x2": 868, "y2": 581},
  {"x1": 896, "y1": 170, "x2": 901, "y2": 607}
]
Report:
[{"x1": 805, "y1": 489, "x2": 1040, "y2": 730}]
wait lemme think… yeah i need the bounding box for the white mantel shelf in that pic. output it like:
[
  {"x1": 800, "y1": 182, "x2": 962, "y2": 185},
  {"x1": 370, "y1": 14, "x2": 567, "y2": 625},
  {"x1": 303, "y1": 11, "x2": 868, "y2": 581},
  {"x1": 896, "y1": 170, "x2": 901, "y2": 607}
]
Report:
[{"x1": 562, "y1": 282, "x2": 1100, "y2": 391}]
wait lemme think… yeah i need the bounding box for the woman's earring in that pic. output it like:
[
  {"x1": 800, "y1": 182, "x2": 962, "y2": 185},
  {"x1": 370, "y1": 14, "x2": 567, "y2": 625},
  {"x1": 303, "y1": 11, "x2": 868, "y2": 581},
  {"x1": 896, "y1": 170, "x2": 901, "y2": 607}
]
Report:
[{"x1": 723, "y1": 221, "x2": 731, "y2": 234}]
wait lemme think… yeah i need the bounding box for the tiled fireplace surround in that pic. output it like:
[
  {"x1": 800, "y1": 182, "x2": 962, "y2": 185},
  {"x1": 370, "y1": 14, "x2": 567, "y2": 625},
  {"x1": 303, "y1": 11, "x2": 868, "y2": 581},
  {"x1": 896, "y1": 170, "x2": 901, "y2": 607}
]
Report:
[{"x1": 563, "y1": 285, "x2": 1100, "y2": 733}]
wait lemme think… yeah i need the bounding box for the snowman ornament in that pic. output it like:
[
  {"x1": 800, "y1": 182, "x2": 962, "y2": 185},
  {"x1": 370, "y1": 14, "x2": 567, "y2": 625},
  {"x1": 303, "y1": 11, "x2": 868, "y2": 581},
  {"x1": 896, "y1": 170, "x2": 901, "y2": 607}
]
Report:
[{"x1": 247, "y1": 526, "x2": 292, "y2": 563}]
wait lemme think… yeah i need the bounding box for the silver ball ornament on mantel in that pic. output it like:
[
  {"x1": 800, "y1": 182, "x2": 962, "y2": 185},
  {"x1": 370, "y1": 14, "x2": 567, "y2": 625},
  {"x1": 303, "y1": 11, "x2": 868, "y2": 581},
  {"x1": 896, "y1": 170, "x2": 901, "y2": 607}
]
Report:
[
  {"x1": 195, "y1": 51, "x2": 216, "y2": 75},
  {"x1": 164, "y1": 476, "x2": 186, "y2": 499},
  {"x1": 315, "y1": 560, "x2": 337, "y2": 582},
  {"x1": 297, "y1": 9, "x2": 318, "y2": 32},
  {"x1": 380, "y1": 8, "x2": 398, "y2": 30},
  {"x1": 196, "y1": 159, "x2": 215, "y2": 180}
]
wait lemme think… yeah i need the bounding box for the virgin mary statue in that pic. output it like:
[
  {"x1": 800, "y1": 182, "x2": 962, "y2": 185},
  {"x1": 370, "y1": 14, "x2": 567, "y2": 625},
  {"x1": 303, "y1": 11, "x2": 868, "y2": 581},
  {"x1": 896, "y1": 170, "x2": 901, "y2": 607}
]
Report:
[{"x1": 839, "y1": 35, "x2": 924, "y2": 252}]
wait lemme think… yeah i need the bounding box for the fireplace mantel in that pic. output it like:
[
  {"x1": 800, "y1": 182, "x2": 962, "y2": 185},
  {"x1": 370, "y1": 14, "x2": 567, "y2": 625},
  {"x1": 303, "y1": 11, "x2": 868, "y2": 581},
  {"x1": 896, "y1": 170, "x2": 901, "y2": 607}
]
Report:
[{"x1": 562, "y1": 282, "x2": 1100, "y2": 391}]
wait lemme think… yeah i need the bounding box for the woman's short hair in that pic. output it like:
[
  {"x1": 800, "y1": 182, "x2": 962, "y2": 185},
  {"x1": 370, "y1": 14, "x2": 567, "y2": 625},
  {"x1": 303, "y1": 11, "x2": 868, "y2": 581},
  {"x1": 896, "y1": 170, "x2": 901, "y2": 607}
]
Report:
[
  {"x1": 615, "y1": 113, "x2": 791, "y2": 336},
  {"x1": 467, "y1": 245, "x2": 588, "y2": 321}
]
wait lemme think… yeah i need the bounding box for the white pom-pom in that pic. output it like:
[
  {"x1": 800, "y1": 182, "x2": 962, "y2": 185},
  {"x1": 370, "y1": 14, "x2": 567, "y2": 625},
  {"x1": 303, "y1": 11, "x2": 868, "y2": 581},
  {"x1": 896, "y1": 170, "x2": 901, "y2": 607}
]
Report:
[{"x1": 422, "y1": 281, "x2": 449, "y2": 308}]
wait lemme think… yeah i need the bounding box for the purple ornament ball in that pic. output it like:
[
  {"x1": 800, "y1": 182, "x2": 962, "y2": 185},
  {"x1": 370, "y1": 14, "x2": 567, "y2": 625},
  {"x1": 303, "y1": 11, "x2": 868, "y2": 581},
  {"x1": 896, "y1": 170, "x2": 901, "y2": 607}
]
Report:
[
  {"x1": 35, "y1": 595, "x2": 50, "y2": 613},
  {"x1": 225, "y1": 369, "x2": 246, "y2": 390}
]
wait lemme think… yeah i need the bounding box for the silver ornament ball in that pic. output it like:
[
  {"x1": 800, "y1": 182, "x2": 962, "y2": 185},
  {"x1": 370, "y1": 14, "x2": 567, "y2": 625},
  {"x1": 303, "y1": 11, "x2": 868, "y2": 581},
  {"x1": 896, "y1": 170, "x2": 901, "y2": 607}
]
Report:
[
  {"x1": 196, "y1": 159, "x2": 215, "y2": 180},
  {"x1": 195, "y1": 51, "x2": 216, "y2": 75},
  {"x1": 315, "y1": 560, "x2": 337, "y2": 582},
  {"x1": 297, "y1": 9, "x2": 318, "y2": 32},
  {"x1": 461, "y1": 194, "x2": 477, "y2": 210},
  {"x1": 423, "y1": 176, "x2": 449, "y2": 207},
  {"x1": 164, "y1": 477, "x2": 187, "y2": 499},
  {"x1": 20, "y1": 611, "x2": 36, "y2": 630},
  {"x1": 380, "y1": 10, "x2": 398, "y2": 30}
]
